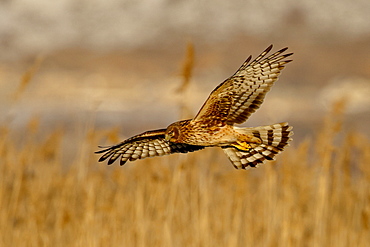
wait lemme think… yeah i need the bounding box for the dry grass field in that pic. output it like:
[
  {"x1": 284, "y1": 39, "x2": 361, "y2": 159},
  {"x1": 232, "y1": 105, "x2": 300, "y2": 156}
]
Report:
[
  {"x1": 1, "y1": 47, "x2": 370, "y2": 247},
  {"x1": 1, "y1": 101, "x2": 369, "y2": 247}
]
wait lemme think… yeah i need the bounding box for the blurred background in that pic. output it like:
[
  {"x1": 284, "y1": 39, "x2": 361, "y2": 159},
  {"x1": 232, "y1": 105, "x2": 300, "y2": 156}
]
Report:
[
  {"x1": 1, "y1": 1, "x2": 370, "y2": 246},
  {"x1": 1, "y1": 0, "x2": 370, "y2": 142}
]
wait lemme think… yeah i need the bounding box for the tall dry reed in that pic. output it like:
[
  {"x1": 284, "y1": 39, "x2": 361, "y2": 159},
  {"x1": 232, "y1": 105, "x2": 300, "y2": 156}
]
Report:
[{"x1": 0, "y1": 49, "x2": 369, "y2": 247}]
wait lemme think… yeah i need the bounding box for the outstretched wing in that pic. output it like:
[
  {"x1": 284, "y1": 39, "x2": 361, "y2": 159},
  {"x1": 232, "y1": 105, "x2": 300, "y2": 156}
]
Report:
[
  {"x1": 95, "y1": 129, "x2": 205, "y2": 166},
  {"x1": 193, "y1": 45, "x2": 293, "y2": 125}
]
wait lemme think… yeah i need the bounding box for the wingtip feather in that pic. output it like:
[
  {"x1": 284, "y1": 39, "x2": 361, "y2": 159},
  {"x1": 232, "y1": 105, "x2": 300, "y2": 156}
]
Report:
[
  {"x1": 278, "y1": 47, "x2": 289, "y2": 53},
  {"x1": 265, "y1": 44, "x2": 273, "y2": 53},
  {"x1": 95, "y1": 149, "x2": 106, "y2": 154},
  {"x1": 98, "y1": 156, "x2": 108, "y2": 162},
  {"x1": 120, "y1": 159, "x2": 127, "y2": 166},
  {"x1": 107, "y1": 158, "x2": 116, "y2": 165}
]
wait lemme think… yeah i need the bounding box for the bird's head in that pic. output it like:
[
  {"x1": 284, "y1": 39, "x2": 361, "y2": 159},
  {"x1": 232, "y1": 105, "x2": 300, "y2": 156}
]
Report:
[{"x1": 165, "y1": 124, "x2": 181, "y2": 142}]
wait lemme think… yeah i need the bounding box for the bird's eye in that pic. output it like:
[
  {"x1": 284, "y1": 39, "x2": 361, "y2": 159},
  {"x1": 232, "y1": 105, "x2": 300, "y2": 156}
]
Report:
[{"x1": 166, "y1": 127, "x2": 179, "y2": 140}]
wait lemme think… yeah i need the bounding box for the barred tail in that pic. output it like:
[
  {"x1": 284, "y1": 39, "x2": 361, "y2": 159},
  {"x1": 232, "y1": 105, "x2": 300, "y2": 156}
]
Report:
[{"x1": 222, "y1": 122, "x2": 293, "y2": 169}]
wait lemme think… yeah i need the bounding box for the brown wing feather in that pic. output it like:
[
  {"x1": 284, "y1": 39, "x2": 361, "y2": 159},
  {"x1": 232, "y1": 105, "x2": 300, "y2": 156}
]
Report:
[
  {"x1": 193, "y1": 45, "x2": 293, "y2": 125},
  {"x1": 192, "y1": 94, "x2": 233, "y2": 126},
  {"x1": 95, "y1": 129, "x2": 204, "y2": 166}
]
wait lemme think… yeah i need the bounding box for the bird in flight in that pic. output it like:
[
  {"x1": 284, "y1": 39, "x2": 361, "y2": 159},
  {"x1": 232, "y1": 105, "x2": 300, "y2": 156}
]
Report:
[{"x1": 96, "y1": 45, "x2": 293, "y2": 169}]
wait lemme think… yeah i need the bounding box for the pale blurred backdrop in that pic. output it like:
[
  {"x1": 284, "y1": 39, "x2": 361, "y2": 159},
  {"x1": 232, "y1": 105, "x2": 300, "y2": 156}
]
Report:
[
  {"x1": 1, "y1": 1, "x2": 370, "y2": 246},
  {"x1": 1, "y1": 0, "x2": 370, "y2": 142}
]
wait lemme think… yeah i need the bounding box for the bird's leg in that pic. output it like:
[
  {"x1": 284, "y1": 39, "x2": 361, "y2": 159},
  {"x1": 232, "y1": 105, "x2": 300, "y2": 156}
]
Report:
[
  {"x1": 232, "y1": 134, "x2": 262, "y2": 151},
  {"x1": 232, "y1": 141, "x2": 252, "y2": 151}
]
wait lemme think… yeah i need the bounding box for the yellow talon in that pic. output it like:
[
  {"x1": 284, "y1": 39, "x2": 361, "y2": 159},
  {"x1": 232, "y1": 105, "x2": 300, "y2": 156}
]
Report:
[{"x1": 232, "y1": 141, "x2": 252, "y2": 151}]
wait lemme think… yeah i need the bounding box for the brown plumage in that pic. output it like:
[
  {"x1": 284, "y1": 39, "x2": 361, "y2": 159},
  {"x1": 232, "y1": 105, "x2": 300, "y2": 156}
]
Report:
[{"x1": 96, "y1": 45, "x2": 293, "y2": 169}]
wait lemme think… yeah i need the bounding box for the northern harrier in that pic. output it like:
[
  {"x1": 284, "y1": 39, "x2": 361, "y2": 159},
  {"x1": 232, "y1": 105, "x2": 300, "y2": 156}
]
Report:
[{"x1": 96, "y1": 45, "x2": 293, "y2": 169}]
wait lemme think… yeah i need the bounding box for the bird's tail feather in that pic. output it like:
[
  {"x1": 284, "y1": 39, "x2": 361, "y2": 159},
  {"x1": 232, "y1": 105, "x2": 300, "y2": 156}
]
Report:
[{"x1": 223, "y1": 122, "x2": 293, "y2": 169}]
